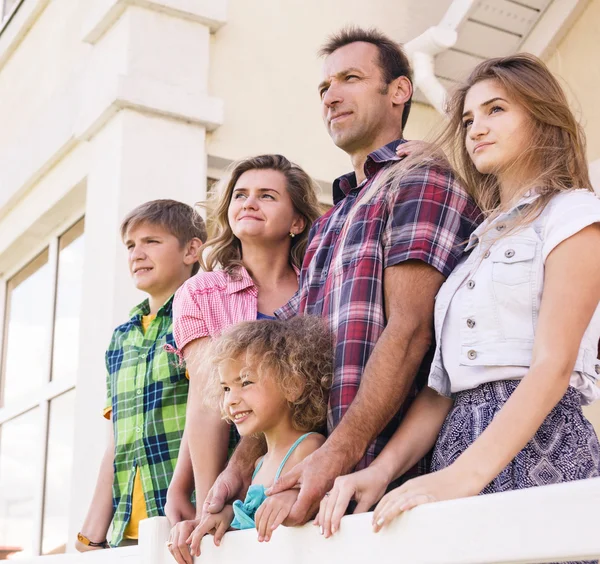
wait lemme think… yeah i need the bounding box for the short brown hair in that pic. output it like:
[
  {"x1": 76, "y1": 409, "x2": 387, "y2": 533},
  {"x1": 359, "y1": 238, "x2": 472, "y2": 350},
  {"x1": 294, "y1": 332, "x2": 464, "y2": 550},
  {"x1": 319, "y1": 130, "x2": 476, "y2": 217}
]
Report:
[
  {"x1": 206, "y1": 316, "x2": 333, "y2": 432},
  {"x1": 200, "y1": 155, "x2": 323, "y2": 274},
  {"x1": 319, "y1": 26, "x2": 413, "y2": 129},
  {"x1": 120, "y1": 199, "x2": 207, "y2": 275}
]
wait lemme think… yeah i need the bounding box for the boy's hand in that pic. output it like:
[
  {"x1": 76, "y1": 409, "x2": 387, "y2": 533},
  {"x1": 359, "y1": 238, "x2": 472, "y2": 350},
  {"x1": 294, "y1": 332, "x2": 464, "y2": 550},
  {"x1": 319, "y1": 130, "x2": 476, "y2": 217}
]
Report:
[
  {"x1": 255, "y1": 490, "x2": 299, "y2": 542},
  {"x1": 167, "y1": 519, "x2": 199, "y2": 564},
  {"x1": 188, "y1": 505, "x2": 234, "y2": 557}
]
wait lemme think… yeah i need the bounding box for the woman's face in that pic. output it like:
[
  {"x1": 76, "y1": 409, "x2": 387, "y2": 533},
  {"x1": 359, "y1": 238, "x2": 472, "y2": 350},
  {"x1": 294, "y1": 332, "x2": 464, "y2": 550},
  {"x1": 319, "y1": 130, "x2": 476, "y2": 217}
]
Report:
[
  {"x1": 227, "y1": 169, "x2": 304, "y2": 245},
  {"x1": 462, "y1": 79, "x2": 532, "y2": 180}
]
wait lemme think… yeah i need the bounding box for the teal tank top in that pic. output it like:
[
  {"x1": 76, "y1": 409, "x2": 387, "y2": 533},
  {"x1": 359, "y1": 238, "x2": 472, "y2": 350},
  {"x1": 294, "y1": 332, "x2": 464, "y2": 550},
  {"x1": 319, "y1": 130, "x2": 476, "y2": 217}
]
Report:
[{"x1": 230, "y1": 432, "x2": 316, "y2": 530}]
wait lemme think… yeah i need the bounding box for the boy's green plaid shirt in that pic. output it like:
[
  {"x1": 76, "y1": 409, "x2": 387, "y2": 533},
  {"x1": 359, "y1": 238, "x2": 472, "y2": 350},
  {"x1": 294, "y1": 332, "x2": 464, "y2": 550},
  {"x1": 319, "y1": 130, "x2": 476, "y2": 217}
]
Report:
[{"x1": 104, "y1": 296, "x2": 188, "y2": 547}]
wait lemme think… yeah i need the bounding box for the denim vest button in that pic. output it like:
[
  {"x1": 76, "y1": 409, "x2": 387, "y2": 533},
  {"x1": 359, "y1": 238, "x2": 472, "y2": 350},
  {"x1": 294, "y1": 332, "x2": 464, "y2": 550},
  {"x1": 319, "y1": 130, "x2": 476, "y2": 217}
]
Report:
[
  {"x1": 467, "y1": 280, "x2": 475, "y2": 289},
  {"x1": 467, "y1": 318, "x2": 476, "y2": 328},
  {"x1": 505, "y1": 249, "x2": 515, "y2": 258},
  {"x1": 467, "y1": 349, "x2": 477, "y2": 360}
]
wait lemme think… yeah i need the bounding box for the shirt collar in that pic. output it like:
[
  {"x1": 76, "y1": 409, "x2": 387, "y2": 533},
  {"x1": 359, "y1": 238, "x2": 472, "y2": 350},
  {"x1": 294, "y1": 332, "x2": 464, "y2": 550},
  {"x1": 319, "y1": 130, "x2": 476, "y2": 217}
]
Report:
[
  {"x1": 332, "y1": 139, "x2": 406, "y2": 204},
  {"x1": 465, "y1": 189, "x2": 543, "y2": 251},
  {"x1": 226, "y1": 265, "x2": 301, "y2": 295},
  {"x1": 129, "y1": 294, "x2": 174, "y2": 320}
]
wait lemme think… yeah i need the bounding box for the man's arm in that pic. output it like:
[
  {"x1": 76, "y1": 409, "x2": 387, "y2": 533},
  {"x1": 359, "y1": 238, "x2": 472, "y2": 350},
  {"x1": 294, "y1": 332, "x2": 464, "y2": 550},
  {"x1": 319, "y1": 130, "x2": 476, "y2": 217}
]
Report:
[{"x1": 269, "y1": 260, "x2": 445, "y2": 523}]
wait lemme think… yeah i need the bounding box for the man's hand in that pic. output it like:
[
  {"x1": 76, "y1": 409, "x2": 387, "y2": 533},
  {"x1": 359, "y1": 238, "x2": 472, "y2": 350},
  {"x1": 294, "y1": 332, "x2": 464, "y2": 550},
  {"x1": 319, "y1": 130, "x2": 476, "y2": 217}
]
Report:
[
  {"x1": 254, "y1": 490, "x2": 299, "y2": 542},
  {"x1": 167, "y1": 519, "x2": 199, "y2": 564},
  {"x1": 314, "y1": 464, "x2": 390, "y2": 538},
  {"x1": 202, "y1": 463, "x2": 249, "y2": 516},
  {"x1": 187, "y1": 505, "x2": 234, "y2": 557},
  {"x1": 266, "y1": 445, "x2": 349, "y2": 525}
]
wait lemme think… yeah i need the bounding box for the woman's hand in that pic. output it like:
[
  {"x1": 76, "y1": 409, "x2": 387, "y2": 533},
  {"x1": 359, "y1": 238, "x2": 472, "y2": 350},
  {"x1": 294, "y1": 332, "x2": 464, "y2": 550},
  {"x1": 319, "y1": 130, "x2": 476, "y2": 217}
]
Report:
[
  {"x1": 372, "y1": 466, "x2": 480, "y2": 532},
  {"x1": 167, "y1": 519, "x2": 199, "y2": 564},
  {"x1": 314, "y1": 464, "x2": 390, "y2": 538},
  {"x1": 187, "y1": 505, "x2": 234, "y2": 557}
]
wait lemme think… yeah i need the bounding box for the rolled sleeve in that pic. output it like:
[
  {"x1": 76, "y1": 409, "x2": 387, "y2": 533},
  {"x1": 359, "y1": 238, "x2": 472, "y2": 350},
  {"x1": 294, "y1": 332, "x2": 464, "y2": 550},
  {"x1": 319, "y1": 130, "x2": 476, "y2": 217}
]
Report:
[{"x1": 173, "y1": 282, "x2": 210, "y2": 351}]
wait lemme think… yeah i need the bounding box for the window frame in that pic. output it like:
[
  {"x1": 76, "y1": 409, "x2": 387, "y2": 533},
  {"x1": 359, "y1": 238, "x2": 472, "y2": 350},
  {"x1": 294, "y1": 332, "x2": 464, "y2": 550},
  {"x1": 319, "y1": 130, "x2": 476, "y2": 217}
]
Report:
[{"x1": 0, "y1": 210, "x2": 84, "y2": 556}]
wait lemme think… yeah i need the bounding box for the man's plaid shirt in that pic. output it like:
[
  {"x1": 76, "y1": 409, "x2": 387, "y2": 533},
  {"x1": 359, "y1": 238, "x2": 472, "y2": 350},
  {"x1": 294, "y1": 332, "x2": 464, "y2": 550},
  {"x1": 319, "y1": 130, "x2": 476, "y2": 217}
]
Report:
[
  {"x1": 105, "y1": 296, "x2": 188, "y2": 546},
  {"x1": 279, "y1": 140, "x2": 481, "y2": 473}
]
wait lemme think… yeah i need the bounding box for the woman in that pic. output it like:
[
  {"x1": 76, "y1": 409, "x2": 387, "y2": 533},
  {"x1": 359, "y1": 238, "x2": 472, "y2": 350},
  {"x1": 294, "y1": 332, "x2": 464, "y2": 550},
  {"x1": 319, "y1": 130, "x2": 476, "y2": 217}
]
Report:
[
  {"x1": 316, "y1": 54, "x2": 600, "y2": 563},
  {"x1": 165, "y1": 154, "x2": 322, "y2": 563}
]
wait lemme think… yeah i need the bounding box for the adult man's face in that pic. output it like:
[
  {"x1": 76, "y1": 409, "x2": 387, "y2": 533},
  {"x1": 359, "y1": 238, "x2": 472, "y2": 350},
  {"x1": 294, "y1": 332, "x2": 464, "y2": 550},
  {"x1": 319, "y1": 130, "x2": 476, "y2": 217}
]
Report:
[{"x1": 319, "y1": 42, "x2": 395, "y2": 155}]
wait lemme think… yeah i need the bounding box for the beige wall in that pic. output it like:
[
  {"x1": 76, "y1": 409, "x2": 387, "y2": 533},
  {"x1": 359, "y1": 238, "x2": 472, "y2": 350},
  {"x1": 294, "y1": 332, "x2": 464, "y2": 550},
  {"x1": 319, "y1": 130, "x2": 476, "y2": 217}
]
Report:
[
  {"x1": 0, "y1": 1, "x2": 90, "y2": 154},
  {"x1": 545, "y1": 0, "x2": 600, "y2": 162},
  {"x1": 207, "y1": 0, "x2": 446, "y2": 187}
]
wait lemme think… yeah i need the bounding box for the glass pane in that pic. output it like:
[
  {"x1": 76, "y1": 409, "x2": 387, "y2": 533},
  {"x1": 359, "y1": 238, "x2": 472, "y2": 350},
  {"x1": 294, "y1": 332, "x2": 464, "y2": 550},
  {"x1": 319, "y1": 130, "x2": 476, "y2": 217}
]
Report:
[
  {"x1": 2, "y1": 250, "x2": 52, "y2": 405},
  {"x1": 3, "y1": 0, "x2": 19, "y2": 20},
  {"x1": 0, "y1": 409, "x2": 40, "y2": 559},
  {"x1": 51, "y1": 219, "x2": 85, "y2": 384},
  {"x1": 42, "y1": 390, "x2": 76, "y2": 554}
]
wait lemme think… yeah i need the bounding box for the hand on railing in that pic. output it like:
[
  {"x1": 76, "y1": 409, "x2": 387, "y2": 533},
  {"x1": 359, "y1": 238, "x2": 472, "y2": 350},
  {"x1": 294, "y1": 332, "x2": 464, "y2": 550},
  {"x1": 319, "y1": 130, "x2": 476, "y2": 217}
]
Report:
[
  {"x1": 255, "y1": 489, "x2": 299, "y2": 542},
  {"x1": 188, "y1": 505, "x2": 234, "y2": 558},
  {"x1": 166, "y1": 519, "x2": 199, "y2": 564},
  {"x1": 314, "y1": 464, "x2": 389, "y2": 538}
]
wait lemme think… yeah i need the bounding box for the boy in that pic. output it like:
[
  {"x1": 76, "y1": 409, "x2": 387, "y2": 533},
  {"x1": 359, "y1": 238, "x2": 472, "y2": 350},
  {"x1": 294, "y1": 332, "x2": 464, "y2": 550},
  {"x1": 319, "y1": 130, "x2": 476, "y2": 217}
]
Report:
[{"x1": 76, "y1": 199, "x2": 206, "y2": 550}]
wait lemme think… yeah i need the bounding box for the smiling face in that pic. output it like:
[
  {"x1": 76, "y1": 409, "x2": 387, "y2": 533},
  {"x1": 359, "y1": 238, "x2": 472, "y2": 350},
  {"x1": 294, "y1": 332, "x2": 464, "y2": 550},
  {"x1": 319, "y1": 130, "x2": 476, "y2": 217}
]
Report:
[
  {"x1": 227, "y1": 169, "x2": 304, "y2": 245},
  {"x1": 219, "y1": 356, "x2": 289, "y2": 437},
  {"x1": 124, "y1": 222, "x2": 195, "y2": 297},
  {"x1": 462, "y1": 79, "x2": 533, "y2": 181},
  {"x1": 319, "y1": 42, "x2": 406, "y2": 155}
]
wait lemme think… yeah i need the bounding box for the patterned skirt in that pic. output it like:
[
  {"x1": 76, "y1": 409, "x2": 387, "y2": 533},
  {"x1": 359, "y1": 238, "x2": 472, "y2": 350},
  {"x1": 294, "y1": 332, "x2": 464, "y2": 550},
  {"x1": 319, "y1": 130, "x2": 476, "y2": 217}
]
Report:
[{"x1": 431, "y1": 380, "x2": 600, "y2": 564}]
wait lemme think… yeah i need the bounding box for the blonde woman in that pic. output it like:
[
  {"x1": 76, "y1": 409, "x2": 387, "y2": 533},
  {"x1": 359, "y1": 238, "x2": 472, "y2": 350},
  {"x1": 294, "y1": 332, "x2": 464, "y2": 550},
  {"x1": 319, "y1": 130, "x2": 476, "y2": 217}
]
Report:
[
  {"x1": 165, "y1": 154, "x2": 322, "y2": 563},
  {"x1": 317, "y1": 54, "x2": 600, "y2": 563}
]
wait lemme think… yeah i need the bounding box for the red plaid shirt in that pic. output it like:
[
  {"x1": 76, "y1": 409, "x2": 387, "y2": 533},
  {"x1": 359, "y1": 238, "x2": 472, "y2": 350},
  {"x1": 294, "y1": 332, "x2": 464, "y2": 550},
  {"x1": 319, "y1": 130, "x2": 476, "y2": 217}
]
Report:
[{"x1": 278, "y1": 140, "x2": 481, "y2": 472}]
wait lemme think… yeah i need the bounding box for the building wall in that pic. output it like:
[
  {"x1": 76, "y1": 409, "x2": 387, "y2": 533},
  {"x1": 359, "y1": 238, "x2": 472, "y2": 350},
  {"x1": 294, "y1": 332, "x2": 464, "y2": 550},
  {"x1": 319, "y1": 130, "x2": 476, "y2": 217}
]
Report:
[{"x1": 545, "y1": 0, "x2": 600, "y2": 163}]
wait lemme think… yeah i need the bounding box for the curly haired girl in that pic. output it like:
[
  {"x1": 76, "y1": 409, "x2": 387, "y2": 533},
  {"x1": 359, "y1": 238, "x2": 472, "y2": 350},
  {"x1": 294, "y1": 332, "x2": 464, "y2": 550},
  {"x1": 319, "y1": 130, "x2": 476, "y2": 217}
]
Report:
[{"x1": 187, "y1": 315, "x2": 333, "y2": 553}]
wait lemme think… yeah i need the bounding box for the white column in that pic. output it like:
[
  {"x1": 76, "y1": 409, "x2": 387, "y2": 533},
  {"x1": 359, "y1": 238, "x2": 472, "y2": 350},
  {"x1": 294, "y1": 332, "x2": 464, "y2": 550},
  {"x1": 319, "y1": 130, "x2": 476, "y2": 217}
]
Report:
[{"x1": 67, "y1": 0, "x2": 226, "y2": 548}]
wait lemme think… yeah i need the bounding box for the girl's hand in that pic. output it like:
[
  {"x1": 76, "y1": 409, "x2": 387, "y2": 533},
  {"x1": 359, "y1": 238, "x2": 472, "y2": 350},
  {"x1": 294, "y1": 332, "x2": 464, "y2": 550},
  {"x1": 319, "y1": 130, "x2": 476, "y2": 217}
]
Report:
[
  {"x1": 314, "y1": 464, "x2": 390, "y2": 538},
  {"x1": 372, "y1": 467, "x2": 479, "y2": 532},
  {"x1": 187, "y1": 505, "x2": 234, "y2": 557},
  {"x1": 255, "y1": 490, "x2": 299, "y2": 542},
  {"x1": 167, "y1": 519, "x2": 199, "y2": 564}
]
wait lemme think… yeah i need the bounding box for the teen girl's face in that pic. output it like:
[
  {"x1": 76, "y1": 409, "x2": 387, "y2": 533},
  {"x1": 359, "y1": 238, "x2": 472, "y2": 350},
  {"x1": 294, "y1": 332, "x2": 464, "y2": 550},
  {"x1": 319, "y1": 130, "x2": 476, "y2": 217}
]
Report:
[
  {"x1": 462, "y1": 79, "x2": 532, "y2": 179},
  {"x1": 219, "y1": 356, "x2": 289, "y2": 437},
  {"x1": 227, "y1": 169, "x2": 304, "y2": 245}
]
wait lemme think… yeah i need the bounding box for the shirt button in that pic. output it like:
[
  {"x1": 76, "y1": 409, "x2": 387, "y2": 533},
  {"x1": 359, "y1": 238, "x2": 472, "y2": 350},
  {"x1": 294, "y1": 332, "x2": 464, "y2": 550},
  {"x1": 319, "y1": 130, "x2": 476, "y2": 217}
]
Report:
[
  {"x1": 467, "y1": 350, "x2": 477, "y2": 360},
  {"x1": 505, "y1": 249, "x2": 515, "y2": 258},
  {"x1": 136, "y1": 389, "x2": 142, "y2": 395},
  {"x1": 466, "y1": 318, "x2": 476, "y2": 328},
  {"x1": 467, "y1": 280, "x2": 475, "y2": 289},
  {"x1": 496, "y1": 224, "x2": 506, "y2": 231},
  {"x1": 135, "y1": 427, "x2": 141, "y2": 433},
  {"x1": 484, "y1": 250, "x2": 491, "y2": 259},
  {"x1": 595, "y1": 364, "x2": 600, "y2": 375}
]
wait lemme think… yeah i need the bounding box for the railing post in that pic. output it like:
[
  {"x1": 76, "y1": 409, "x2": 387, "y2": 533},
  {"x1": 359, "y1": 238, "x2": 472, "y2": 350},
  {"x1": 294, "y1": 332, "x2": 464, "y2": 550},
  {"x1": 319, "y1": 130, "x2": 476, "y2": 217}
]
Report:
[{"x1": 139, "y1": 517, "x2": 172, "y2": 564}]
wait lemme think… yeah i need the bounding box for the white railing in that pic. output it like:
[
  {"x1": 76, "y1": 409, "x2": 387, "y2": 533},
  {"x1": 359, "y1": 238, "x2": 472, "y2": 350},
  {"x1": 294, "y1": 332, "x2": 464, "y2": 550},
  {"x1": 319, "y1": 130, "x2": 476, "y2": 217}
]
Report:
[{"x1": 16, "y1": 477, "x2": 600, "y2": 563}]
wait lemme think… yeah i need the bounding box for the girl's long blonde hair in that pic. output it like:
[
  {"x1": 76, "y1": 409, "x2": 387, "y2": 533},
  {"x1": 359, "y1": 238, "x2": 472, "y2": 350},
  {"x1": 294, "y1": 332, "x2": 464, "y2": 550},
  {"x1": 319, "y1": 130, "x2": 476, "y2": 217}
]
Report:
[
  {"x1": 199, "y1": 155, "x2": 323, "y2": 274},
  {"x1": 346, "y1": 54, "x2": 592, "y2": 237}
]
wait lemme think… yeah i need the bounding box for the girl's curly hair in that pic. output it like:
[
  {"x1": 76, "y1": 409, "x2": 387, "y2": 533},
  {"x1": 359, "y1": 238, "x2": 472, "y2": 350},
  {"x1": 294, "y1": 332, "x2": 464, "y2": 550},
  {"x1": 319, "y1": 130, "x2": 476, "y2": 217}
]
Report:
[{"x1": 205, "y1": 316, "x2": 334, "y2": 432}]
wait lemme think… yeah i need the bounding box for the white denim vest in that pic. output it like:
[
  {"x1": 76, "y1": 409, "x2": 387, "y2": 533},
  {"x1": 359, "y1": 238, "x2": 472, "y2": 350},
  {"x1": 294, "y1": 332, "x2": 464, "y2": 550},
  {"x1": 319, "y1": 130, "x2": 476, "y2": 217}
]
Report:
[{"x1": 429, "y1": 190, "x2": 600, "y2": 404}]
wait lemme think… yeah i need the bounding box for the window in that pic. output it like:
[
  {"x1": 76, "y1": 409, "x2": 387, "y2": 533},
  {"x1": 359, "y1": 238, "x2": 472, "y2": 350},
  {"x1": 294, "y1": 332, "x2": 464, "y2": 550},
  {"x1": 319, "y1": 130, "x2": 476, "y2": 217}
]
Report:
[{"x1": 0, "y1": 218, "x2": 85, "y2": 557}]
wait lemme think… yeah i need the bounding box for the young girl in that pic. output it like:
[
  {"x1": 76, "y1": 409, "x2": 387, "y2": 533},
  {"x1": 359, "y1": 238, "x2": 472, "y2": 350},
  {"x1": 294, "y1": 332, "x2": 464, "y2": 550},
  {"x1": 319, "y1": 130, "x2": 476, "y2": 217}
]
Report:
[
  {"x1": 186, "y1": 316, "x2": 333, "y2": 555},
  {"x1": 316, "y1": 54, "x2": 600, "y2": 563},
  {"x1": 166, "y1": 155, "x2": 322, "y2": 564}
]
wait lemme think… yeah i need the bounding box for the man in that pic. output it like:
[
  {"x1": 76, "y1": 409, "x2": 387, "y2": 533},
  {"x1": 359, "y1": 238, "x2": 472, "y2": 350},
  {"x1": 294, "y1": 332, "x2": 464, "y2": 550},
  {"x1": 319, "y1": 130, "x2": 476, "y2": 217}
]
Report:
[{"x1": 203, "y1": 26, "x2": 480, "y2": 530}]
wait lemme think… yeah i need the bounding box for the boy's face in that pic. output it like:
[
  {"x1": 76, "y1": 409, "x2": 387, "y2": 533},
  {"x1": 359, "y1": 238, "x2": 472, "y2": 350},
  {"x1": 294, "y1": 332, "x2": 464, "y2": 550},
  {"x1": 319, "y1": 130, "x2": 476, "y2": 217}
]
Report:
[{"x1": 124, "y1": 222, "x2": 197, "y2": 296}]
